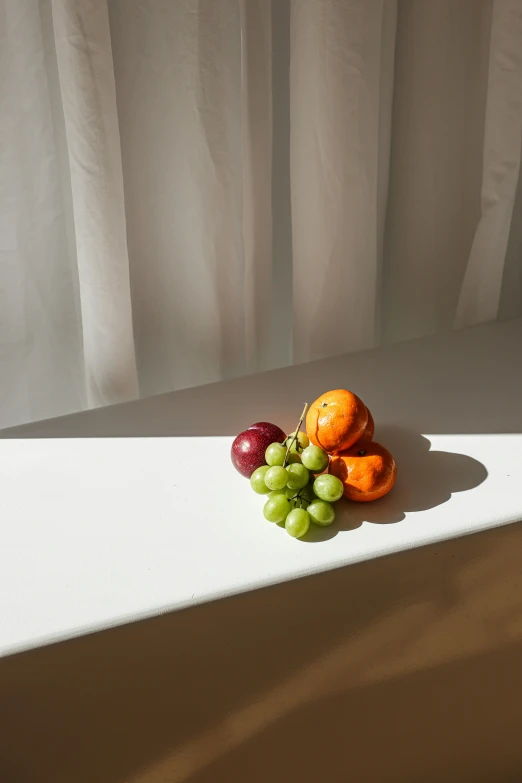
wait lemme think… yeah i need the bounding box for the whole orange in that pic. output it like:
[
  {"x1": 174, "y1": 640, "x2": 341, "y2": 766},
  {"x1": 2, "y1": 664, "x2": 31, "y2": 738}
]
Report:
[
  {"x1": 306, "y1": 389, "x2": 368, "y2": 454},
  {"x1": 329, "y1": 442, "x2": 396, "y2": 502}
]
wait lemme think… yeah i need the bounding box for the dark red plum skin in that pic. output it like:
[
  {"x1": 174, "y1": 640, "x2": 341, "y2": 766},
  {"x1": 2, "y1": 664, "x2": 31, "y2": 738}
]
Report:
[
  {"x1": 231, "y1": 422, "x2": 286, "y2": 478},
  {"x1": 248, "y1": 422, "x2": 286, "y2": 443}
]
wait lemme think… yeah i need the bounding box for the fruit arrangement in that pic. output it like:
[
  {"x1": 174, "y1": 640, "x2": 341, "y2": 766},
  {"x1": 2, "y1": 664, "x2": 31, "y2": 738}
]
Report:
[{"x1": 231, "y1": 389, "x2": 396, "y2": 539}]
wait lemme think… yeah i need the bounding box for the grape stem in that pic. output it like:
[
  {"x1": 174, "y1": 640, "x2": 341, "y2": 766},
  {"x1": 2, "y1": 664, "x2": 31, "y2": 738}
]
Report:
[
  {"x1": 289, "y1": 489, "x2": 308, "y2": 509},
  {"x1": 283, "y1": 402, "x2": 308, "y2": 468}
]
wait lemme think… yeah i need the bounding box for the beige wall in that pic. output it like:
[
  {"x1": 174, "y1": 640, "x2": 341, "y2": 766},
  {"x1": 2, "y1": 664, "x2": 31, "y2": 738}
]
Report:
[{"x1": 2, "y1": 521, "x2": 522, "y2": 783}]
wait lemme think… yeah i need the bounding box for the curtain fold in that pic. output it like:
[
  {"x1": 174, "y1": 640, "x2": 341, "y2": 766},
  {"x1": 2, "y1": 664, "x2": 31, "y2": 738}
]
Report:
[
  {"x1": 1, "y1": 0, "x2": 521, "y2": 429},
  {"x1": 290, "y1": 0, "x2": 397, "y2": 363},
  {"x1": 455, "y1": 0, "x2": 522, "y2": 328},
  {"x1": 109, "y1": 0, "x2": 246, "y2": 398},
  {"x1": 0, "y1": 0, "x2": 85, "y2": 426},
  {"x1": 51, "y1": 0, "x2": 138, "y2": 406},
  {"x1": 240, "y1": 0, "x2": 273, "y2": 374}
]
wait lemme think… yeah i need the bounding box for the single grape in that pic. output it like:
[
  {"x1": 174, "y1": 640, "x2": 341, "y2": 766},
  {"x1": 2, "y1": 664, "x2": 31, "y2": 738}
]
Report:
[
  {"x1": 285, "y1": 486, "x2": 298, "y2": 499},
  {"x1": 269, "y1": 489, "x2": 287, "y2": 497},
  {"x1": 275, "y1": 490, "x2": 296, "y2": 510},
  {"x1": 299, "y1": 431, "x2": 310, "y2": 448},
  {"x1": 263, "y1": 494, "x2": 292, "y2": 523},
  {"x1": 313, "y1": 474, "x2": 344, "y2": 503},
  {"x1": 286, "y1": 430, "x2": 310, "y2": 451},
  {"x1": 286, "y1": 463, "x2": 309, "y2": 491},
  {"x1": 265, "y1": 442, "x2": 287, "y2": 467},
  {"x1": 308, "y1": 499, "x2": 336, "y2": 527},
  {"x1": 301, "y1": 445, "x2": 329, "y2": 473},
  {"x1": 284, "y1": 436, "x2": 299, "y2": 453},
  {"x1": 285, "y1": 508, "x2": 310, "y2": 538},
  {"x1": 265, "y1": 465, "x2": 289, "y2": 491},
  {"x1": 250, "y1": 465, "x2": 271, "y2": 495},
  {"x1": 287, "y1": 451, "x2": 302, "y2": 464}
]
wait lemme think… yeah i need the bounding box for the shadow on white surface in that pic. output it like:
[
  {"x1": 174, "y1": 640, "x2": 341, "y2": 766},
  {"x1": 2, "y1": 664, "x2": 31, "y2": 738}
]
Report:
[{"x1": 301, "y1": 426, "x2": 488, "y2": 541}]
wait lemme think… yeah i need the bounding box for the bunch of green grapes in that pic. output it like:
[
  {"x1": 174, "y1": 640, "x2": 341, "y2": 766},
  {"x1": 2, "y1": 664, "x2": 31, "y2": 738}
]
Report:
[{"x1": 250, "y1": 430, "x2": 343, "y2": 539}]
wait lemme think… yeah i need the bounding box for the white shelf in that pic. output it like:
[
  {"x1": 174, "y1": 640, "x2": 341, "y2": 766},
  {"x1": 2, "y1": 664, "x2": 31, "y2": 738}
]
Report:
[{"x1": 1, "y1": 317, "x2": 521, "y2": 657}]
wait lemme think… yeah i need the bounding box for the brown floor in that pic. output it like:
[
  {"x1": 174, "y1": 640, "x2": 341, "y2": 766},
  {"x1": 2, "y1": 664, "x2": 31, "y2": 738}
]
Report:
[{"x1": 2, "y1": 520, "x2": 522, "y2": 783}]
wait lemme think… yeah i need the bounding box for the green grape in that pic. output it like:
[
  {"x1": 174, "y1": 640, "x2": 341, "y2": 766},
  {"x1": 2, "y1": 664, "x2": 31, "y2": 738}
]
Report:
[
  {"x1": 265, "y1": 466, "x2": 289, "y2": 491},
  {"x1": 297, "y1": 431, "x2": 310, "y2": 449},
  {"x1": 284, "y1": 437, "x2": 299, "y2": 453},
  {"x1": 299, "y1": 484, "x2": 316, "y2": 503},
  {"x1": 301, "y1": 445, "x2": 329, "y2": 473},
  {"x1": 250, "y1": 465, "x2": 271, "y2": 495},
  {"x1": 265, "y1": 442, "x2": 287, "y2": 467},
  {"x1": 308, "y1": 499, "x2": 336, "y2": 527},
  {"x1": 286, "y1": 463, "x2": 309, "y2": 491},
  {"x1": 286, "y1": 486, "x2": 310, "y2": 506},
  {"x1": 285, "y1": 508, "x2": 310, "y2": 538},
  {"x1": 272, "y1": 490, "x2": 296, "y2": 511},
  {"x1": 286, "y1": 430, "x2": 310, "y2": 451},
  {"x1": 263, "y1": 494, "x2": 292, "y2": 523},
  {"x1": 313, "y1": 474, "x2": 344, "y2": 503},
  {"x1": 287, "y1": 451, "x2": 302, "y2": 464}
]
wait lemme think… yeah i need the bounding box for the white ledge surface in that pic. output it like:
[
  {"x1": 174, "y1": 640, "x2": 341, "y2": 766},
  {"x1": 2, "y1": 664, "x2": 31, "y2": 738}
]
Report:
[{"x1": 1, "y1": 318, "x2": 521, "y2": 657}]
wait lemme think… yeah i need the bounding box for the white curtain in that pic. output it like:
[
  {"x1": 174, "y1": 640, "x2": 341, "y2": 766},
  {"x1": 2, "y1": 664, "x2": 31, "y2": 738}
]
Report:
[{"x1": 1, "y1": 0, "x2": 522, "y2": 429}]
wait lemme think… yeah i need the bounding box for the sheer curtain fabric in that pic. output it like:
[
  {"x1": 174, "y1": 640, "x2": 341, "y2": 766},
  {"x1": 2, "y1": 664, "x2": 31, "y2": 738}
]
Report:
[{"x1": 1, "y1": 0, "x2": 521, "y2": 428}]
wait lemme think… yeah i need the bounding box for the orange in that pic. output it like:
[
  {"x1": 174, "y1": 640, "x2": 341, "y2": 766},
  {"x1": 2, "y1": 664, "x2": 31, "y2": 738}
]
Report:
[
  {"x1": 306, "y1": 389, "x2": 368, "y2": 454},
  {"x1": 329, "y1": 442, "x2": 396, "y2": 502},
  {"x1": 358, "y1": 406, "x2": 374, "y2": 443}
]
